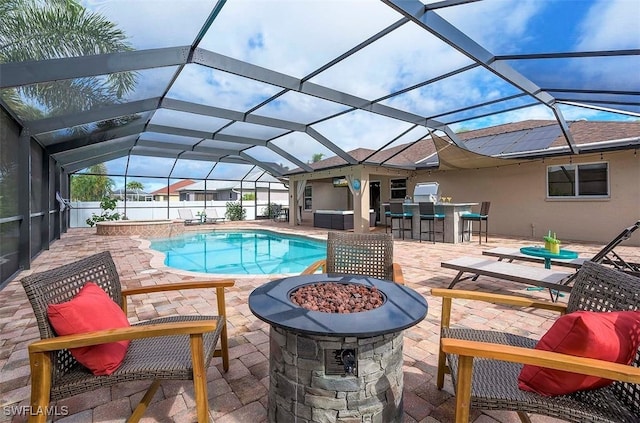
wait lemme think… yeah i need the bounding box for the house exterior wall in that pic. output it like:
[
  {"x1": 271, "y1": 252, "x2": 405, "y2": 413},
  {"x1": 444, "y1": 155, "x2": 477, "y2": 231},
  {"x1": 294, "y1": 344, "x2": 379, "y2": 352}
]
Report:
[
  {"x1": 152, "y1": 194, "x2": 182, "y2": 202},
  {"x1": 300, "y1": 182, "x2": 351, "y2": 222},
  {"x1": 294, "y1": 150, "x2": 638, "y2": 245},
  {"x1": 411, "y1": 150, "x2": 639, "y2": 246}
]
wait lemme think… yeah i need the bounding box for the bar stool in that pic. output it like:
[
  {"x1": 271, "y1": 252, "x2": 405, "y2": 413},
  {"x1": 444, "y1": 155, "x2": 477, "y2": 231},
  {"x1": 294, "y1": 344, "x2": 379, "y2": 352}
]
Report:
[
  {"x1": 384, "y1": 204, "x2": 391, "y2": 233},
  {"x1": 418, "y1": 202, "x2": 444, "y2": 243},
  {"x1": 460, "y1": 201, "x2": 490, "y2": 244},
  {"x1": 389, "y1": 202, "x2": 412, "y2": 240}
]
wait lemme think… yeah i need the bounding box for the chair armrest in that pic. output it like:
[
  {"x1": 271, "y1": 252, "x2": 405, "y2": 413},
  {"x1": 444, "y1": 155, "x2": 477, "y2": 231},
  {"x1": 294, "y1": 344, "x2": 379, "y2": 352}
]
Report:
[
  {"x1": 301, "y1": 259, "x2": 326, "y2": 275},
  {"x1": 431, "y1": 288, "x2": 567, "y2": 313},
  {"x1": 431, "y1": 287, "x2": 566, "y2": 330},
  {"x1": 392, "y1": 263, "x2": 404, "y2": 284},
  {"x1": 121, "y1": 279, "x2": 235, "y2": 296},
  {"x1": 28, "y1": 319, "x2": 220, "y2": 354},
  {"x1": 441, "y1": 338, "x2": 640, "y2": 384},
  {"x1": 121, "y1": 279, "x2": 235, "y2": 315}
]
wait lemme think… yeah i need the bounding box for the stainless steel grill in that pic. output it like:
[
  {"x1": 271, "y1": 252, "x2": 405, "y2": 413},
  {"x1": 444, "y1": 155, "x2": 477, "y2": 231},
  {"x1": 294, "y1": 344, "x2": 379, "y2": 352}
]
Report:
[{"x1": 413, "y1": 182, "x2": 439, "y2": 203}]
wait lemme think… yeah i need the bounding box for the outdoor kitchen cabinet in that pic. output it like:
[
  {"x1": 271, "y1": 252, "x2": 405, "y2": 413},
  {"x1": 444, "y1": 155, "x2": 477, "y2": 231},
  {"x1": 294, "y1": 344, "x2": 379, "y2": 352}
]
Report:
[{"x1": 313, "y1": 210, "x2": 375, "y2": 230}]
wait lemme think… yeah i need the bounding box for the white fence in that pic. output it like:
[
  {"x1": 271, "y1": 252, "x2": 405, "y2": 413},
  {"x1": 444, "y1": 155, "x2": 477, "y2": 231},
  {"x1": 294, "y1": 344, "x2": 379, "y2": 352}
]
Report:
[{"x1": 69, "y1": 200, "x2": 288, "y2": 228}]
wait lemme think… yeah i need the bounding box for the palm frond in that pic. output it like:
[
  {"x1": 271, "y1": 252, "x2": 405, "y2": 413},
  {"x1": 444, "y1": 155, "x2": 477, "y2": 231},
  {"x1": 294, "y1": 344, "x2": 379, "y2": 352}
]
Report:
[{"x1": 1, "y1": 0, "x2": 138, "y2": 120}]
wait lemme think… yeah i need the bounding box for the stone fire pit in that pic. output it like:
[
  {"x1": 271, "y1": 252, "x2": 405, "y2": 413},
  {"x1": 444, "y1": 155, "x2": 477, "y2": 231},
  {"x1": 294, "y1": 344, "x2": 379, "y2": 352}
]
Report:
[{"x1": 249, "y1": 274, "x2": 428, "y2": 423}]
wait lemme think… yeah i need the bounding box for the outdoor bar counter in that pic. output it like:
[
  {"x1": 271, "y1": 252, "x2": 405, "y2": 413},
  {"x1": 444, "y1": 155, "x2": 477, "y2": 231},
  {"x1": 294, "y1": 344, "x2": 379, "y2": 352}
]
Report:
[{"x1": 388, "y1": 202, "x2": 478, "y2": 243}]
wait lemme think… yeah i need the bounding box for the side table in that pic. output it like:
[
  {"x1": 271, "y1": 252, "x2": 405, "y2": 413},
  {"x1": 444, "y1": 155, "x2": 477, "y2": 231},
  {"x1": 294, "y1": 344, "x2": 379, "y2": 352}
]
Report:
[
  {"x1": 520, "y1": 246, "x2": 578, "y2": 269},
  {"x1": 520, "y1": 246, "x2": 579, "y2": 300}
]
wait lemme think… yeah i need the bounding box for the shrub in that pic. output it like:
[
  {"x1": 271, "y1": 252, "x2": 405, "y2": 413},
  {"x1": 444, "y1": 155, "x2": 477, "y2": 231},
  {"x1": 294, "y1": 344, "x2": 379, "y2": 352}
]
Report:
[
  {"x1": 263, "y1": 203, "x2": 282, "y2": 219},
  {"x1": 225, "y1": 202, "x2": 246, "y2": 221},
  {"x1": 86, "y1": 197, "x2": 121, "y2": 227}
]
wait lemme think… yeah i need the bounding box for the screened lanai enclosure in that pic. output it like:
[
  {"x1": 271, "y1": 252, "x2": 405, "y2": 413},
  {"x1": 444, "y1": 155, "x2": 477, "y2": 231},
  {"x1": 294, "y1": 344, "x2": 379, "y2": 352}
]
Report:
[{"x1": 1, "y1": 0, "x2": 639, "y2": 287}]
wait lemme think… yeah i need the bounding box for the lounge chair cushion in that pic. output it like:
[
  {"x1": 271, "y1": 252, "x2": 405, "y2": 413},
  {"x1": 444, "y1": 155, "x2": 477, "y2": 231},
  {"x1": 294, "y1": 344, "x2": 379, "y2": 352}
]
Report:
[
  {"x1": 47, "y1": 282, "x2": 131, "y2": 375},
  {"x1": 518, "y1": 310, "x2": 640, "y2": 396}
]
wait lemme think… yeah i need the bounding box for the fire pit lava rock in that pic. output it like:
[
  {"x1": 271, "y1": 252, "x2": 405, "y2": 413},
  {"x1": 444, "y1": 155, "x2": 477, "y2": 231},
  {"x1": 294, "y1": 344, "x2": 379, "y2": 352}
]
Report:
[{"x1": 290, "y1": 282, "x2": 384, "y2": 313}]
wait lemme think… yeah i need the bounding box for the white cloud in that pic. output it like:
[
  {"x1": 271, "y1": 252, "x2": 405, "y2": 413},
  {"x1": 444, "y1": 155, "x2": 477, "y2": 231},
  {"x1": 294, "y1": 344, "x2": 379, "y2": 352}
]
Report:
[
  {"x1": 78, "y1": 0, "x2": 635, "y2": 174},
  {"x1": 199, "y1": 0, "x2": 401, "y2": 78},
  {"x1": 437, "y1": 0, "x2": 544, "y2": 53},
  {"x1": 168, "y1": 65, "x2": 281, "y2": 110},
  {"x1": 311, "y1": 109, "x2": 415, "y2": 153},
  {"x1": 450, "y1": 104, "x2": 554, "y2": 132},
  {"x1": 576, "y1": 0, "x2": 640, "y2": 50},
  {"x1": 81, "y1": 0, "x2": 218, "y2": 49},
  {"x1": 310, "y1": 23, "x2": 472, "y2": 100},
  {"x1": 270, "y1": 132, "x2": 335, "y2": 165},
  {"x1": 253, "y1": 91, "x2": 350, "y2": 124}
]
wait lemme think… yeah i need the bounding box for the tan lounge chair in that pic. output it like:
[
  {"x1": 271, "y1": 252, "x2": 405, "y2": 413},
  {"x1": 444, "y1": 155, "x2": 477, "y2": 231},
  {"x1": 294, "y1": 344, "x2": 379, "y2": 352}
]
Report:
[
  {"x1": 483, "y1": 246, "x2": 585, "y2": 269},
  {"x1": 204, "y1": 208, "x2": 225, "y2": 223},
  {"x1": 443, "y1": 221, "x2": 640, "y2": 300},
  {"x1": 178, "y1": 208, "x2": 201, "y2": 225},
  {"x1": 441, "y1": 256, "x2": 572, "y2": 295},
  {"x1": 483, "y1": 220, "x2": 640, "y2": 273}
]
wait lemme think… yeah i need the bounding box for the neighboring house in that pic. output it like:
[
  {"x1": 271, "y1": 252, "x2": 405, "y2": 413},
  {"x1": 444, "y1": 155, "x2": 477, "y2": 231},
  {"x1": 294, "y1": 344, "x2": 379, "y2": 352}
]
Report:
[
  {"x1": 178, "y1": 180, "x2": 241, "y2": 201},
  {"x1": 286, "y1": 120, "x2": 640, "y2": 245},
  {"x1": 150, "y1": 179, "x2": 195, "y2": 202},
  {"x1": 177, "y1": 179, "x2": 289, "y2": 203},
  {"x1": 112, "y1": 188, "x2": 153, "y2": 201}
]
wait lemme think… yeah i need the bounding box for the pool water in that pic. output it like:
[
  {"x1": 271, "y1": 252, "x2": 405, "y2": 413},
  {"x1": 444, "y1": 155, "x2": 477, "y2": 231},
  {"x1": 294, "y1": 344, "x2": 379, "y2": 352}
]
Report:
[{"x1": 149, "y1": 230, "x2": 326, "y2": 275}]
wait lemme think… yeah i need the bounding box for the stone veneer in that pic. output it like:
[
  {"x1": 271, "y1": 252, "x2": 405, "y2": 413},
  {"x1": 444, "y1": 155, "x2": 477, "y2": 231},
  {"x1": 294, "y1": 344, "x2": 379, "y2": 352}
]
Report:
[
  {"x1": 96, "y1": 220, "x2": 184, "y2": 237},
  {"x1": 269, "y1": 326, "x2": 404, "y2": 423}
]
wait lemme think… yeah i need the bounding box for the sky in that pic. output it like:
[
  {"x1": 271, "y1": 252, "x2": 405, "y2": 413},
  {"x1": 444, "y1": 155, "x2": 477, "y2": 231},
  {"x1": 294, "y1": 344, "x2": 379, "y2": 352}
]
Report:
[{"x1": 74, "y1": 0, "x2": 639, "y2": 189}]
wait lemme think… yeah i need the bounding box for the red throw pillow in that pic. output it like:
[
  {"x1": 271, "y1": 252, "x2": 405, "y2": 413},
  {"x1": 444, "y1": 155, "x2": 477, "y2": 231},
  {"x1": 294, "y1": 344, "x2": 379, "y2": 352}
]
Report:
[
  {"x1": 47, "y1": 282, "x2": 131, "y2": 375},
  {"x1": 518, "y1": 310, "x2": 640, "y2": 396}
]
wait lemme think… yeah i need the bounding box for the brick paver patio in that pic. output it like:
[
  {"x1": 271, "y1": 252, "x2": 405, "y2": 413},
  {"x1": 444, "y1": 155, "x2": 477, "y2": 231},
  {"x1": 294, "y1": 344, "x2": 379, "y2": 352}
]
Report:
[{"x1": 1, "y1": 220, "x2": 638, "y2": 423}]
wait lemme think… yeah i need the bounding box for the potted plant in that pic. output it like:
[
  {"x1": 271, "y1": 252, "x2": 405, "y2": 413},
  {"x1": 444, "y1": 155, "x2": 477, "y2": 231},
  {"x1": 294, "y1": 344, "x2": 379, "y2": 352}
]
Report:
[{"x1": 543, "y1": 231, "x2": 561, "y2": 254}]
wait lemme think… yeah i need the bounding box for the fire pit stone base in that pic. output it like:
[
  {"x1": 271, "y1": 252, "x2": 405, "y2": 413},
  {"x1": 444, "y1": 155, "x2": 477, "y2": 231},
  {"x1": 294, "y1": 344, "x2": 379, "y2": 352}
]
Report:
[{"x1": 269, "y1": 326, "x2": 404, "y2": 423}]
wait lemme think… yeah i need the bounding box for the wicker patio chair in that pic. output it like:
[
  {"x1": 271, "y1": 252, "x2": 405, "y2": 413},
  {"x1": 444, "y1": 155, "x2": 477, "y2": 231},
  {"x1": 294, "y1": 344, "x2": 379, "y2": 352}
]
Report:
[
  {"x1": 21, "y1": 251, "x2": 234, "y2": 423},
  {"x1": 301, "y1": 231, "x2": 404, "y2": 284},
  {"x1": 432, "y1": 261, "x2": 640, "y2": 423}
]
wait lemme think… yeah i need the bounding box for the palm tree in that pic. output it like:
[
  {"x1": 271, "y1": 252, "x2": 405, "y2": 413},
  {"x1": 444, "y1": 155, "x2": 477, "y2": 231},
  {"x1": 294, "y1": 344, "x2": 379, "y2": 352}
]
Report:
[
  {"x1": 126, "y1": 180, "x2": 144, "y2": 201},
  {"x1": 70, "y1": 163, "x2": 114, "y2": 201},
  {"x1": 0, "y1": 0, "x2": 136, "y2": 120}
]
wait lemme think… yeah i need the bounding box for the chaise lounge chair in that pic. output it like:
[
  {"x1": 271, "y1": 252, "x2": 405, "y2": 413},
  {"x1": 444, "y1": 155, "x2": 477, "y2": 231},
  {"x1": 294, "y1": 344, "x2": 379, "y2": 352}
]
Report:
[
  {"x1": 204, "y1": 208, "x2": 225, "y2": 223},
  {"x1": 441, "y1": 256, "x2": 573, "y2": 300},
  {"x1": 178, "y1": 208, "x2": 202, "y2": 225},
  {"x1": 442, "y1": 220, "x2": 640, "y2": 300},
  {"x1": 482, "y1": 220, "x2": 640, "y2": 273}
]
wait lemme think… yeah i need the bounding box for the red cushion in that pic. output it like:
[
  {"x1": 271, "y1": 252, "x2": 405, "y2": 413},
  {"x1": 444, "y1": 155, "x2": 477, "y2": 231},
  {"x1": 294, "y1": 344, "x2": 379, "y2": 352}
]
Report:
[
  {"x1": 518, "y1": 310, "x2": 640, "y2": 396},
  {"x1": 47, "y1": 282, "x2": 130, "y2": 375}
]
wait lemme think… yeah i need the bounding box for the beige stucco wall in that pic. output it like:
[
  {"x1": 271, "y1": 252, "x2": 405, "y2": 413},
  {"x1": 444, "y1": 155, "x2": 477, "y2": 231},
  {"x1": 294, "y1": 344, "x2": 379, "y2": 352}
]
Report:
[
  {"x1": 295, "y1": 149, "x2": 639, "y2": 246},
  {"x1": 300, "y1": 182, "x2": 350, "y2": 222},
  {"x1": 410, "y1": 150, "x2": 639, "y2": 246}
]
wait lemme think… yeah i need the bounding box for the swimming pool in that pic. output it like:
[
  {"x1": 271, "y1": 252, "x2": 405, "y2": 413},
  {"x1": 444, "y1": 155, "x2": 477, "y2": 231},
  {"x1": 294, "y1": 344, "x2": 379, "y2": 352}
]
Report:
[{"x1": 149, "y1": 229, "x2": 326, "y2": 275}]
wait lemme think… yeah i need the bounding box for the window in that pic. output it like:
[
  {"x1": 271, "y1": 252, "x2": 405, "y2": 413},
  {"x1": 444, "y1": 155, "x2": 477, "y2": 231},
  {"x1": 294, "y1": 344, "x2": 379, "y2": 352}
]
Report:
[
  {"x1": 304, "y1": 186, "x2": 312, "y2": 211},
  {"x1": 547, "y1": 162, "x2": 609, "y2": 198},
  {"x1": 390, "y1": 179, "x2": 407, "y2": 199}
]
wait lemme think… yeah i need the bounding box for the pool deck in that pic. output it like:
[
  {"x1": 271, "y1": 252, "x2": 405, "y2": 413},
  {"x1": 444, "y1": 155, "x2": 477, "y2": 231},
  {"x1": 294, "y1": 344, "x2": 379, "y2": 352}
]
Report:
[{"x1": 1, "y1": 220, "x2": 639, "y2": 423}]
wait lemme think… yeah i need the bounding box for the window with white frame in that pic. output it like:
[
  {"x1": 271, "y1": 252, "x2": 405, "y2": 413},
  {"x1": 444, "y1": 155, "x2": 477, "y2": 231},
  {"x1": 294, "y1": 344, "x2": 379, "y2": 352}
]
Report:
[
  {"x1": 547, "y1": 162, "x2": 609, "y2": 198},
  {"x1": 304, "y1": 186, "x2": 312, "y2": 210},
  {"x1": 390, "y1": 178, "x2": 407, "y2": 199}
]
